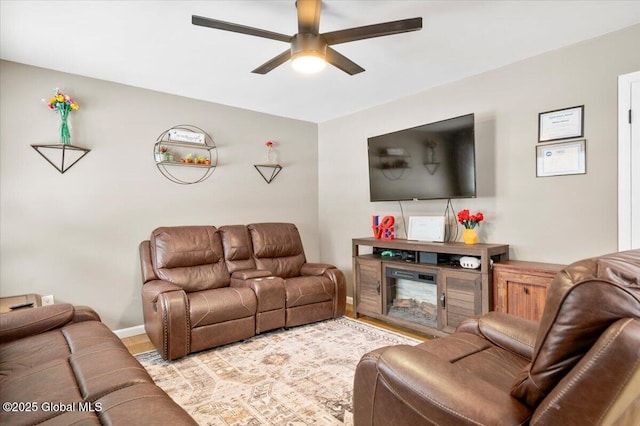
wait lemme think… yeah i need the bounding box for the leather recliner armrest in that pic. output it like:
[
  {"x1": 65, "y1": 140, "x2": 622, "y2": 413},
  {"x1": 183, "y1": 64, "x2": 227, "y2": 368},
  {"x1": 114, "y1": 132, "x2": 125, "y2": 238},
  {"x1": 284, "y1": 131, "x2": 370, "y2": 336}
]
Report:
[
  {"x1": 71, "y1": 305, "x2": 101, "y2": 322},
  {"x1": 142, "y1": 279, "x2": 184, "y2": 304},
  {"x1": 457, "y1": 311, "x2": 538, "y2": 360},
  {"x1": 0, "y1": 303, "x2": 92, "y2": 343},
  {"x1": 354, "y1": 344, "x2": 532, "y2": 425},
  {"x1": 141, "y1": 279, "x2": 190, "y2": 360},
  {"x1": 300, "y1": 263, "x2": 336, "y2": 276}
]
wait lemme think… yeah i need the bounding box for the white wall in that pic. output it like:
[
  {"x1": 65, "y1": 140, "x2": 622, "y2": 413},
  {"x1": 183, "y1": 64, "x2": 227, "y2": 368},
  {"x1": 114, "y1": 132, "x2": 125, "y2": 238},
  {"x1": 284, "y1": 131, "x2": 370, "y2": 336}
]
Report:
[
  {"x1": 0, "y1": 60, "x2": 319, "y2": 330},
  {"x1": 318, "y1": 25, "x2": 640, "y2": 297}
]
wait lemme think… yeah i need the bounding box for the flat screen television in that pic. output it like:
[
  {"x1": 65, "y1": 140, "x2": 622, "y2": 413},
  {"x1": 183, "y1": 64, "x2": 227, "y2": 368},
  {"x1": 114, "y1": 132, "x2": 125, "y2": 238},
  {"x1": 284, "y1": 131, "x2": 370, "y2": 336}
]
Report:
[{"x1": 367, "y1": 113, "x2": 476, "y2": 202}]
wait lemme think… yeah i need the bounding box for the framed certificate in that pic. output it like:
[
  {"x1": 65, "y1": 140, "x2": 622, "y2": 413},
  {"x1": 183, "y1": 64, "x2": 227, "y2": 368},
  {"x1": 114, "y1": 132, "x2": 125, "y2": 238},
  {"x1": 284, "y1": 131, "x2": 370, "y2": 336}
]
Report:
[
  {"x1": 407, "y1": 216, "x2": 445, "y2": 242},
  {"x1": 536, "y1": 140, "x2": 586, "y2": 177},
  {"x1": 538, "y1": 105, "x2": 584, "y2": 142}
]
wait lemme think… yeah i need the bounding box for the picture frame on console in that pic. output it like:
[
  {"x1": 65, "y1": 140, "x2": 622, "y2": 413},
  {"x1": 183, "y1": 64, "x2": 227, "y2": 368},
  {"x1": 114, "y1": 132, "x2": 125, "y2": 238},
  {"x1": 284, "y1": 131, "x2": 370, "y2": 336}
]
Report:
[{"x1": 407, "y1": 216, "x2": 445, "y2": 242}]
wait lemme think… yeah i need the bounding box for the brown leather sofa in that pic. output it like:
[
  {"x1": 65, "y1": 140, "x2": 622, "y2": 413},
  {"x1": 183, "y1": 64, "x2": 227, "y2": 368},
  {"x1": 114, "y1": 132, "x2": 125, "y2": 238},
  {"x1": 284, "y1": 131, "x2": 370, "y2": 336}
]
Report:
[
  {"x1": 353, "y1": 249, "x2": 640, "y2": 425},
  {"x1": 139, "y1": 223, "x2": 346, "y2": 360},
  {"x1": 0, "y1": 303, "x2": 196, "y2": 426}
]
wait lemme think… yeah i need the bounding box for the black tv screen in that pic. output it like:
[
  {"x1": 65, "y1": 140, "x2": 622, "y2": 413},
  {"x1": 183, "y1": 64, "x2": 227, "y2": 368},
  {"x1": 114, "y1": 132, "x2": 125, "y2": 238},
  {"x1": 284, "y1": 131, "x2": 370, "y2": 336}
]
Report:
[{"x1": 367, "y1": 113, "x2": 476, "y2": 202}]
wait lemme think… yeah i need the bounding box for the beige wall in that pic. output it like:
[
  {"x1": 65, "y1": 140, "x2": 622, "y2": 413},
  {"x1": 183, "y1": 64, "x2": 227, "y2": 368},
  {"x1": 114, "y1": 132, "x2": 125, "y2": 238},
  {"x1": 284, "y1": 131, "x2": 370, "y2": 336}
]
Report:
[
  {"x1": 318, "y1": 25, "x2": 640, "y2": 298},
  {"x1": 0, "y1": 61, "x2": 319, "y2": 330}
]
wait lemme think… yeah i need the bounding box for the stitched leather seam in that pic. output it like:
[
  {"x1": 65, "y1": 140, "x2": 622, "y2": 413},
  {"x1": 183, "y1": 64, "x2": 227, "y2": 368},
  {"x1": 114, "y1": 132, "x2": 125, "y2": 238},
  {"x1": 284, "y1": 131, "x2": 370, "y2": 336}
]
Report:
[
  {"x1": 161, "y1": 295, "x2": 169, "y2": 359},
  {"x1": 378, "y1": 352, "x2": 483, "y2": 425},
  {"x1": 375, "y1": 363, "x2": 442, "y2": 426},
  {"x1": 533, "y1": 318, "x2": 633, "y2": 424},
  {"x1": 183, "y1": 291, "x2": 191, "y2": 356}
]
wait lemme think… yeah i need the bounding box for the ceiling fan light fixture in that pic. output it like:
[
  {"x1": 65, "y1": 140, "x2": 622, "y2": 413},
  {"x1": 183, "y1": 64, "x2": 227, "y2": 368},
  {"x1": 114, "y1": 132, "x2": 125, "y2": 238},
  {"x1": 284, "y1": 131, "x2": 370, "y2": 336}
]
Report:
[{"x1": 291, "y1": 51, "x2": 326, "y2": 73}]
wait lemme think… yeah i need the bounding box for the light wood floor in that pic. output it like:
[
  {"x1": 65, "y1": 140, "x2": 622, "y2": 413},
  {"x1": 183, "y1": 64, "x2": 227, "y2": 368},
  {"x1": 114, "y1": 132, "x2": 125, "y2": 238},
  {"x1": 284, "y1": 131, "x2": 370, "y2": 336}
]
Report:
[{"x1": 122, "y1": 304, "x2": 431, "y2": 355}]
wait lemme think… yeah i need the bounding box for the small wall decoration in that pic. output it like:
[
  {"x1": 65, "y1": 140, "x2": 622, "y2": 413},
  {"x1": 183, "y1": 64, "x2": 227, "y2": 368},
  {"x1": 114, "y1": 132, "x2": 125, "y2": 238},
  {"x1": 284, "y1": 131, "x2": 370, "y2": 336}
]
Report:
[
  {"x1": 372, "y1": 215, "x2": 395, "y2": 240},
  {"x1": 43, "y1": 88, "x2": 79, "y2": 145},
  {"x1": 538, "y1": 105, "x2": 584, "y2": 142},
  {"x1": 536, "y1": 139, "x2": 586, "y2": 177},
  {"x1": 33, "y1": 88, "x2": 89, "y2": 174},
  {"x1": 168, "y1": 128, "x2": 206, "y2": 144},
  {"x1": 254, "y1": 140, "x2": 283, "y2": 184},
  {"x1": 154, "y1": 125, "x2": 217, "y2": 184}
]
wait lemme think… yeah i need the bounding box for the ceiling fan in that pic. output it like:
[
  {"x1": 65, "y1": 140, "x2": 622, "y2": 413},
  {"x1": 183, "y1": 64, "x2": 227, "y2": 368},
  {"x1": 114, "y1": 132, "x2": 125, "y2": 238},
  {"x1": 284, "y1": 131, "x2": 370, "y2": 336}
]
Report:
[{"x1": 192, "y1": 0, "x2": 422, "y2": 75}]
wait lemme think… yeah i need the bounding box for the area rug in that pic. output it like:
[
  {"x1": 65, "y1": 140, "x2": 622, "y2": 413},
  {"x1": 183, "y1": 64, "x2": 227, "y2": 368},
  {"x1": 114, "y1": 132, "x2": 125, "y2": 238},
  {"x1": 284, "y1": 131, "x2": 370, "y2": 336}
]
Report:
[{"x1": 135, "y1": 316, "x2": 422, "y2": 425}]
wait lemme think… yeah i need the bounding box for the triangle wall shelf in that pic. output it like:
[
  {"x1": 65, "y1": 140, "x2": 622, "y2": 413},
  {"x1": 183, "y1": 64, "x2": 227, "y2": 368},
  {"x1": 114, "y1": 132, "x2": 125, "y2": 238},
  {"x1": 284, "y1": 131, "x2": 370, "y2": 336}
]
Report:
[
  {"x1": 254, "y1": 164, "x2": 283, "y2": 184},
  {"x1": 31, "y1": 144, "x2": 90, "y2": 174}
]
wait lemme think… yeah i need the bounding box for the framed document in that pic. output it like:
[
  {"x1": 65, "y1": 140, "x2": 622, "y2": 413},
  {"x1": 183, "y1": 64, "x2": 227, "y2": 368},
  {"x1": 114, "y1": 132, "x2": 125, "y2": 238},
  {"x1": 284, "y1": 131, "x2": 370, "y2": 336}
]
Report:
[
  {"x1": 536, "y1": 140, "x2": 586, "y2": 177},
  {"x1": 407, "y1": 216, "x2": 445, "y2": 242},
  {"x1": 538, "y1": 105, "x2": 584, "y2": 142}
]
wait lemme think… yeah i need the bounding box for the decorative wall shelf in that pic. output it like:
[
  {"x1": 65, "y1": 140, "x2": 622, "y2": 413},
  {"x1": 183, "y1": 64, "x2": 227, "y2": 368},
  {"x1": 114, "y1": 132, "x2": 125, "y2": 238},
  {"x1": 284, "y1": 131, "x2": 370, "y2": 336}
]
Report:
[
  {"x1": 154, "y1": 125, "x2": 217, "y2": 185},
  {"x1": 31, "y1": 144, "x2": 90, "y2": 174},
  {"x1": 254, "y1": 164, "x2": 283, "y2": 184}
]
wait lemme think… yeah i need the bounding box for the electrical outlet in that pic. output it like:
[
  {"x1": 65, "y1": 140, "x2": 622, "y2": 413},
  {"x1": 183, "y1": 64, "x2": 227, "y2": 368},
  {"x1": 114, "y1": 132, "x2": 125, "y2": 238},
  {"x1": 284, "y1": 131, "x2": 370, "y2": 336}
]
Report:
[{"x1": 41, "y1": 295, "x2": 55, "y2": 306}]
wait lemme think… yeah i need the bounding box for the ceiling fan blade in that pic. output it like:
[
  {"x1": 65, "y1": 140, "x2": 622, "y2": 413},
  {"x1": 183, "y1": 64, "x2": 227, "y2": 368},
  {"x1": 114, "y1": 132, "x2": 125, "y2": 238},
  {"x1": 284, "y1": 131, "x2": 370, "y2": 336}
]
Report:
[
  {"x1": 325, "y1": 47, "x2": 364, "y2": 75},
  {"x1": 297, "y1": 0, "x2": 322, "y2": 34},
  {"x1": 252, "y1": 50, "x2": 292, "y2": 74},
  {"x1": 192, "y1": 15, "x2": 291, "y2": 43},
  {"x1": 322, "y1": 17, "x2": 422, "y2": 45}
]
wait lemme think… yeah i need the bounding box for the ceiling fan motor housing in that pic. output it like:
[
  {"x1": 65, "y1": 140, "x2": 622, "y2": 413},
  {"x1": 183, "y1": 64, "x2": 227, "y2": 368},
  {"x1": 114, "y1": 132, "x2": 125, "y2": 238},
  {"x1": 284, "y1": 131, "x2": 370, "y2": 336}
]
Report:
[{"x1": 291, "y1": 33, "x2": 327, "y2": 59}]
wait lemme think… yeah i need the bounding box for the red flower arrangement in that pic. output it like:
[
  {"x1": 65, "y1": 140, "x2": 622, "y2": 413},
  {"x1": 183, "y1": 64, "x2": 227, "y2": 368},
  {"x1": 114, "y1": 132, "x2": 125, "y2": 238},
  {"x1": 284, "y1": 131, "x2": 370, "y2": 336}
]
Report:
[{"x1": 457, "y1": 209, "x2": 484, "y2": 229}]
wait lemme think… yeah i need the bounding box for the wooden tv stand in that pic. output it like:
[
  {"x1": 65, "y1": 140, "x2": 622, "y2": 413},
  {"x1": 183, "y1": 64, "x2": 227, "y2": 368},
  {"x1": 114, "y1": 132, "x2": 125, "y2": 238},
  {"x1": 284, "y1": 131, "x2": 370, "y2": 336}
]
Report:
[{"x1": 352, "y1": 238, "x2": 509, "y2": 337}]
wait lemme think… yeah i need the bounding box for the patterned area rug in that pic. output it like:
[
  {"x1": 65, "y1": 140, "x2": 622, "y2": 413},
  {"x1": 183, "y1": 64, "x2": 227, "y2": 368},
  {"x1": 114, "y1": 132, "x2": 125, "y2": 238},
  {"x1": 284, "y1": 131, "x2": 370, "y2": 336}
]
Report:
[{"x1": 136, "y1": 316, "x2": 421, "y2": 425}]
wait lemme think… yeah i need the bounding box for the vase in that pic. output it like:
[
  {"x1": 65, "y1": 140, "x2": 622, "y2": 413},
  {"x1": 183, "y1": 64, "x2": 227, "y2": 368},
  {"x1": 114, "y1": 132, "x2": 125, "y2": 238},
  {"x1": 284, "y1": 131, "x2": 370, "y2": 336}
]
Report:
[
  {"x1": 462, "y1": 228, "x2": 478, "y2": 245},
  {"x1": 59, "y1": 109, "x2": 71, "y2": 145}
]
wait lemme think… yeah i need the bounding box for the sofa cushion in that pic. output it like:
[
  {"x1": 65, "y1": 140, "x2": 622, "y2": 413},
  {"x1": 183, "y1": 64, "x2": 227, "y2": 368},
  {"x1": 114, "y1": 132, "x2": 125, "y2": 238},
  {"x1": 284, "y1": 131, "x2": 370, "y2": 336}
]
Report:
[
  {"x1": 151, "y1": 226, "x2": 230, "y2": 292},
  {"x1": 248, "y1": 223, "x2": 306, "y2": 278},
  {"x1": 70, "y1": 341, "x2": 153, "y2": 400},
  {"x1": 415, "y1": 333, "x2": 530, "y2": 391},
  {"x1": 511, "y1": 250, "x2": 640, "y2": 408},
  {"x1": 188, "y1": 287, "x2": 257, "y2": 328},
  {"x1": 0, "y1": 357, "x2": 83, "y2": 426},
  {"x1": 0, "y1": 330, "x2": 71, "y2": 381},
  {"x1": 285, "y1": 276, "x2": 334, "y2": 308},
  {"x1": 219, "y1": 225, "x2": 257, "y2": 272}
]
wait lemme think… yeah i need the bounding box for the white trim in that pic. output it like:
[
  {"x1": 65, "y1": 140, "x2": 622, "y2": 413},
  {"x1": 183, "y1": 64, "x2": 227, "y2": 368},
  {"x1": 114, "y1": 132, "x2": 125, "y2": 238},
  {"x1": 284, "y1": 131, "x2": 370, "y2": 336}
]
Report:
[
  {"x1": 618, "y1": 71, "x2": 640, "y2": 251},
  {"x1": 113, "y1": 324, "x2": 145, "y2": 339},
  {"x1": 346, "y1": 296, "x2": 353, "y2": 306}
]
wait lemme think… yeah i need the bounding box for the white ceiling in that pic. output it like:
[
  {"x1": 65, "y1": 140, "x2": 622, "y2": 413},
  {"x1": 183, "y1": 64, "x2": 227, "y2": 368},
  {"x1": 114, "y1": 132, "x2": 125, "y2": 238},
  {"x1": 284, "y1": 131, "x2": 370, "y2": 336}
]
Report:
[{"x1": 2, "y1": 1, "x2": 640, "y2": 123}]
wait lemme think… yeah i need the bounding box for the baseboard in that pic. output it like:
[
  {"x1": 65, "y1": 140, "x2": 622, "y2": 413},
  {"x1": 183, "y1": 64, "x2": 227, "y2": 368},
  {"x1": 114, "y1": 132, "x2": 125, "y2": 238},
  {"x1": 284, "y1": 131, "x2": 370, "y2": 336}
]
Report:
[
  {"x1": 346, "y1": 296, "x2": 353, "y2": 306},
  {"x1": 113, "y1": 325, "x2": 145, "y2": 339}
]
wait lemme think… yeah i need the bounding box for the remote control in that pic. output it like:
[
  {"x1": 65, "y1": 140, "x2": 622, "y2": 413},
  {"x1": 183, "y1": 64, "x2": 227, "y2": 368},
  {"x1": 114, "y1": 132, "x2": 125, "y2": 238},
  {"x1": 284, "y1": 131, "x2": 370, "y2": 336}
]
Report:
[{"x1": 9, "y1": 302, "x2": 34, "y2": 310}]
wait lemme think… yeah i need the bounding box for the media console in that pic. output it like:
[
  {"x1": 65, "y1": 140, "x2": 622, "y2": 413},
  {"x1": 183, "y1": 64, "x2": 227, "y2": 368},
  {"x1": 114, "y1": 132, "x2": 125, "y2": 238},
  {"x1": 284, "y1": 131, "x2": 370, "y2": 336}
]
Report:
[{"x1": 352, "y1": 238, "x2": 509, "y2": 337}]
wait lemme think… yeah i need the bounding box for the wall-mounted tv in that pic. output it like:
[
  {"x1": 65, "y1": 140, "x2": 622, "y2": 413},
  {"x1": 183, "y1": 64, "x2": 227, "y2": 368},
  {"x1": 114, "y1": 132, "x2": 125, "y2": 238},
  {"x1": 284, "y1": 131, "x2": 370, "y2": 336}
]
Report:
[{"x1": 367, "y1": 113, "x2": 476, "y2": 202}]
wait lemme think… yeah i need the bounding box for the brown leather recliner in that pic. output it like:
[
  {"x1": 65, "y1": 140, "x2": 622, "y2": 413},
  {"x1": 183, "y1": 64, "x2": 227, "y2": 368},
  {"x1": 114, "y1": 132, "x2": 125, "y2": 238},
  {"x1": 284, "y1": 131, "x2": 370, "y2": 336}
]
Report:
[
  {"x1": 139, "y1": 223, "x2": 346, "y2": 360},
  {"x1": 247, "y1": 223, "x2": 347, "y2": 327},
  {"x1": 353, "y1": 249, "x2": 640, "y2": 425}
]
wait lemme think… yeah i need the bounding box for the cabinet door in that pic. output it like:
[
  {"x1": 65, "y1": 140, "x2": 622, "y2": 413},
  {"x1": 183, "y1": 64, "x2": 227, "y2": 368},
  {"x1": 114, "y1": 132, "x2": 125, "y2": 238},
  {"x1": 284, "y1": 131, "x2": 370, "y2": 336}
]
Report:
[
  {"x1": 355, "y1": 258, "x2": 382, "y2": 315},
  {"x1": 494, "y1": 269, "x2": 550, "y2": 322},
  {"x1": 441, "y1": 270, "x2": 482, "y2": 333},
  {"x1": 506, "y1": 282, "x2": 547, "y2": 321}
]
